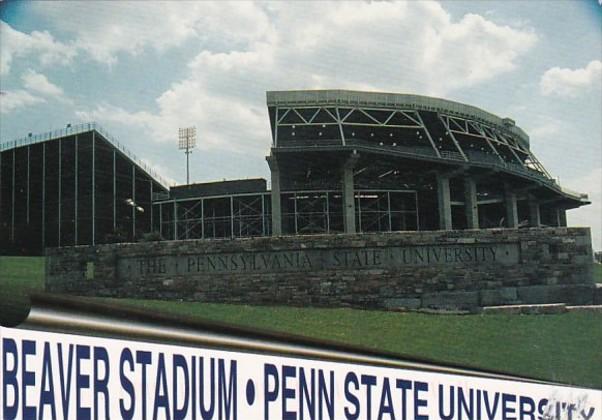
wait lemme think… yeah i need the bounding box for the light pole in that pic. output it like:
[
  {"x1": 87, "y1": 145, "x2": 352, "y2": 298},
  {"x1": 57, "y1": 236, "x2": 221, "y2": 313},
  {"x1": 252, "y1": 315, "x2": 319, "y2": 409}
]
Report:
[
  {"x1": 125, "y1": 198, "x2": 145, "y2": 240},
  {"x1": 178, "y1": 127, "x2": 196, "y2": 185}
]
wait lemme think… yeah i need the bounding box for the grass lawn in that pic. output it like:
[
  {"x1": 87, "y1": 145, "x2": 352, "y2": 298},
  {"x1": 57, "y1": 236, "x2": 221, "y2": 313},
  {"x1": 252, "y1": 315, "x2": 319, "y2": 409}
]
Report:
[
  {"x1": 1, "y1": 256, "x2": 601, "y2": 389},
  {"x1": 0, "y1": 256, "x2": 45, "y2": 314}
]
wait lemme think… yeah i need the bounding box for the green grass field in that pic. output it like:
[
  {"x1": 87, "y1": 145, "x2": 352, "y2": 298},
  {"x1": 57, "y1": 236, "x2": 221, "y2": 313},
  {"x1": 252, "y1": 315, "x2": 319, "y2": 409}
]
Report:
[{"x1": 1, "y1": 256, "x2": 601, "y2": 388}]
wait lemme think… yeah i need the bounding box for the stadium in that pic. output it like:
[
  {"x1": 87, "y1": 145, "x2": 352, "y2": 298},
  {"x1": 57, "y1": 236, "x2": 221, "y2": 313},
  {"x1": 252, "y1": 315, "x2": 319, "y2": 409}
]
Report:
[{"x1": 0, "y1": 90, "x2": 591, "y2": 254}]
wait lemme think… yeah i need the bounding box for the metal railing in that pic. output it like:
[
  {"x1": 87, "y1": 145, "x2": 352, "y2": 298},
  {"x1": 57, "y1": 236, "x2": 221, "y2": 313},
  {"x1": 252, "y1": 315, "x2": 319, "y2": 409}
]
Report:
[
  {"x1": 1, "y1": 122, "x2": 172, "y2": 189},
  {"x1": 439, "y1": 150, "x2": 465, "y2": 161},
  {"x1": 277, "y1": 138, "x2": 585, "y2": 200},
  {"x1": 558, "y1": 186, "x2": 589, "y2": 200}
]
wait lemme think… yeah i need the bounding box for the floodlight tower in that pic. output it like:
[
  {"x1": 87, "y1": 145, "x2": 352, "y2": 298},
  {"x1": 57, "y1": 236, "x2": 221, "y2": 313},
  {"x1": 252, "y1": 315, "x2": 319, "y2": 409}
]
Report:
[{"x1": 178, "y1": 127, "x2": 197, "y2": 184}]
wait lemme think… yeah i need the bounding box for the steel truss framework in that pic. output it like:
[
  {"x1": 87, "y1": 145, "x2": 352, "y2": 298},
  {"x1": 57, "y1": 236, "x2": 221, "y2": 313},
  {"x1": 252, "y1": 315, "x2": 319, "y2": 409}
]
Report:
[
  {"x1": 155, "y1": 189, "x2": 417, "y2": 240},
  {"x1": 272, "y1": 104, "x2": 554, "y2": 184}
]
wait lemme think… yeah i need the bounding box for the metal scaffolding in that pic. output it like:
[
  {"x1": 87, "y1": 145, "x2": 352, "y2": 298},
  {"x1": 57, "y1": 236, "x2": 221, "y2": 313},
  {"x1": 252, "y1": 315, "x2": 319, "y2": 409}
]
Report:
[{"x1": 155, "y1": 189, "x2": 417, "y2": 240}]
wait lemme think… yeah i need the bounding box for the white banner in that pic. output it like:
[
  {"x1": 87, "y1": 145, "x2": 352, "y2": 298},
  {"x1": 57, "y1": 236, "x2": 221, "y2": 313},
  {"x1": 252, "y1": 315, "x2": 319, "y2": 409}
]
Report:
[{"x1": 1, "y1": 326, "x2": 600, "y2": 419}]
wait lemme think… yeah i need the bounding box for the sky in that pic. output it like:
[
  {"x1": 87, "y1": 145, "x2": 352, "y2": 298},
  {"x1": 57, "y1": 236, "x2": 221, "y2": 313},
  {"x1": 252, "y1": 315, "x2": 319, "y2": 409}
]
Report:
[{"x1": 0, "y1": 1, "x2": 601, "y2": 248}]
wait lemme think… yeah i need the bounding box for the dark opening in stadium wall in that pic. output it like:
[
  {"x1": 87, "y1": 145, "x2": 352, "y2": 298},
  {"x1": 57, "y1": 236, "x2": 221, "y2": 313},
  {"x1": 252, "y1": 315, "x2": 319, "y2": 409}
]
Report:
[{"x1": 0, "y1": 90, "x2": 591, "y2": 255}]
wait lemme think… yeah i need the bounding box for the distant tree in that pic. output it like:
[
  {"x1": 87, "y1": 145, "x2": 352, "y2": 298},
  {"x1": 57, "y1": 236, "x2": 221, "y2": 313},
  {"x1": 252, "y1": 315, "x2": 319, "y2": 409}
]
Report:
[
  {"x1": 139, "y1": 231, "x2": 162, "y2": 242},
  {"x1": 104, "y1": 228, "x2": 128, "y2": 244}
]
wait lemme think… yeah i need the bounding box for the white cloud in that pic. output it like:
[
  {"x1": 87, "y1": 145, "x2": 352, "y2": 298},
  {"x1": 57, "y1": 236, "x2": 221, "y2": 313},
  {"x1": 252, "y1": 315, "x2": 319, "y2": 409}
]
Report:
[
  {"x1": 29, "y1": 2, "x2": 274, "y2": 65},
  {"x1": 0, "y1": 90, "x2": 46, "y2": 114},
  {"x1": 139, "y1": 158, "x2": 178, "y2": 187},
  {"x1": 75, "y1": 2, "x2": 538, "y2": 157},
  {"x1": 565, "y1": 168, "x2": 602, "y2": 251},
  {"x1": 21, "y1": 69, "x2": 64, "y2": 97},
  {"x1": 0, "y1": 21, "x2": 76, "y2": 75},
  {"x1": 76, "y1": 103, "x2": 156, "y2": 129},
  {"x1": 540, "y1": 60, "x2": 602, "y2": 97},
  {"x1": 524, "y1": 115, "x2": 566, "y2": 140},
  {"x1": 264, "y1": 2, "x2": 537, "y2": 95},
  {"x1": 75, "y1": 85, "x2": 269, "y2": 158},
  {"x1": 3, "y1": 3, "x2": 273, "y2": 71},
  {"x1": 22, "y1": 2, "x2": 537, "y2": 93}
]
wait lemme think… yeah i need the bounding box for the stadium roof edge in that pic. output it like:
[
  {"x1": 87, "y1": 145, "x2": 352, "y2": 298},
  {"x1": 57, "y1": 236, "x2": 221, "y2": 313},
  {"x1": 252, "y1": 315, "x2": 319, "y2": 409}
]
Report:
[
  {"x1": 0, "y1": 122, "x2": 172, "y2": 190},
  {"x1": 266, "y1": 89, "x2": 530, "y2": 148}
]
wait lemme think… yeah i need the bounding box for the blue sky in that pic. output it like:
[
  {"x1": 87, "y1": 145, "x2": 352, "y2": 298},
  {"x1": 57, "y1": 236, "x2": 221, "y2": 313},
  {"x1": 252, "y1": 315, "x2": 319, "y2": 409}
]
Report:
[{"x1": 1, "y1": 1, "x2": 601, "y2": 248}]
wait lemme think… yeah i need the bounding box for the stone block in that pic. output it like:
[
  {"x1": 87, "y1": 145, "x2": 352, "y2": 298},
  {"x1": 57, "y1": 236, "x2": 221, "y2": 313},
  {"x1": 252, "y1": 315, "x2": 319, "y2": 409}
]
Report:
[
  {"x1": 517, "y1": 285, "x2": 594, "y2": 305},
  {"x1": 421, "y1": 291, "x2": 479, "y2": 310},
  {"x1": 566, "y1": 305, "x2": 602, "y2": 314},
  {"x1": 479, "y1": 287, "x2": 518, "y2": 306},
  {"x1": 481, "y1": 305, "x2": 522, "y2": 315},
  {"x1": 383, "y1": 298, "x2": 421, "y2": 310}
]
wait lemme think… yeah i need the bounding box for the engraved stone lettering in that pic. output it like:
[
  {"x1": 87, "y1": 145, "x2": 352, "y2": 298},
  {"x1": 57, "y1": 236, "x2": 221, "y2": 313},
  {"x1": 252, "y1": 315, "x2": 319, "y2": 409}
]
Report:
[{"x1": 117, "y1": 243, "x2": 518, "y2": 278}]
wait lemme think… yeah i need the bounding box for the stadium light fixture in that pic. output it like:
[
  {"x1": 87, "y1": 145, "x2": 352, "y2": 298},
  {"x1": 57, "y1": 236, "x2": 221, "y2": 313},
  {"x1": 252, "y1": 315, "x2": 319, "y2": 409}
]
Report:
[{"x1": 178, "y1": 126, "x2": 197, "y2": 184}]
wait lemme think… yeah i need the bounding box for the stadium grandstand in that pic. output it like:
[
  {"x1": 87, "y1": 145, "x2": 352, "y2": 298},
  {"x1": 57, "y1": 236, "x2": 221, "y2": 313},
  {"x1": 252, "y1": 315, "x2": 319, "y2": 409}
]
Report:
[{"x1": 1, "y1": 91, "x2": 590, "y2": 254}]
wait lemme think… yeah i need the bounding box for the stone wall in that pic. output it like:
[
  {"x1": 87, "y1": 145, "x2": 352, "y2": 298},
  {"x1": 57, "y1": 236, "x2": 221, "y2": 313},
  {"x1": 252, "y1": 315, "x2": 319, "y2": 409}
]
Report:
[{"x1": 45, "y1": 228, "x2": 595, "y2": 310}]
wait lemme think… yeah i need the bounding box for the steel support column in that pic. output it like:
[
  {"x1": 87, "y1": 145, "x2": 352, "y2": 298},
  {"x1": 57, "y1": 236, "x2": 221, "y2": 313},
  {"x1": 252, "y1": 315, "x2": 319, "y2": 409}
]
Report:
[
  {"x1": 415, "y1": 192, "x2": 420, "y2": 230},
  {"x1": 27, "y1": 146, "x2": 30, "y2": 224},
  {"x1": 274, "y1": 107, "x2": 279, "y2": 147},
  {"x1": 113, "y1": 149, "x2": 116, "y2": 231},
  {"x1": 230, "y1": 196, "x2": 234, "y2": 238},
  {"x1": 173, "y1": 200, "x2": 177, "y2": 240},
  {"x1": 293, "y1": 193, "x2": 298, "y2": 234},
  {"x1": 400, "y1": 194, "x2": 407, "y2": 230},
  {"x1": 201, "y1": 198, "x2": 205, "y2": 239},
  {"x1": 464, "y1": 177, "x2": 478, "y2": 229},
  {"x1": 74, "y1": 135, "x2": 78, "y2": 244},
  {"x1": 58, "y1": 139, "x2": 62, "y2": 246},
  {"x1": 261, "y1": 194, "x2": 265, "y2": 236},
  {"x1": 132, "y1": 165, "x2": 136, "y2": 240},
  {"x1": 149, "y1": 181, "x2": 153, "y2": 231},
  {"x1": 326, "y1": 192, "x2": 331, "y2": 233},
  {"x1": 528, "y1": 194, "x2": 541, "y2": 227},
  {"x1": 42, "y1": 143, "x2": 46, "y2": 248},
  {"x1": 159, "y1": 203, "x2": 163, "y2": 238},
  {"x1": 387, "y1": 192, "x2": 392, "y2": 232},
  {"x1": 266, "y1": 155, "x2": 282, "y2": 235},
  {"x1": 437, "y1": 173, "x2": 452, "y2": 230},
  {"x1": 342, "y1": 153, "x2": 359, "y2": 234},
  {"x1": 92, "y1": 131, "x2": 96, "y2": 245},
  {"x1": 0, "y1": 152, "x2": 2, "y2": 240},
  {"x1": 504, "y1": 184, "x2": 519, "y2": 228},
  {"x1": 11, "y1": 148, "x2": 15, "y2": 242}
]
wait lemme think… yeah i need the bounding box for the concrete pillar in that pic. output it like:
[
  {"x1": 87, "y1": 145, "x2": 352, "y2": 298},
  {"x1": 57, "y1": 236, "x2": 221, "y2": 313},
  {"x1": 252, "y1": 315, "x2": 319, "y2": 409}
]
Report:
[
  {"x1": 342, "y1": 153, "x2": 359, "y2": 233},
  {"x1": 528, "y1": 195, "x2": 541, "y2": 227},
  {"x1": 266, "y1": 155, "x2": 282, "y2": 235},
  {"x1": 437, "y1": 173, "x2": 452, "y2": 230},
  {"x1": 557, "y1": 208, "x2": 567, "y2": 227},
  {"x1": 504, "y1": 184, "x2": 519, "y2": 228},
  {"x1": 464, "y1": 177, "x2": 478, "y2": 229}
]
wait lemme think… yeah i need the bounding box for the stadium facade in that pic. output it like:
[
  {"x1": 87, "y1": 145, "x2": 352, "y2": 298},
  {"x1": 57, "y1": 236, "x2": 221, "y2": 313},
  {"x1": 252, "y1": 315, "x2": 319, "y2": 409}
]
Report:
[
  {"x1": 0, "y1": 90, "x2": 590, "y2": 254},
  {"x1": 0, "y1": 123, "x2": 169, "y2": 254}
]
